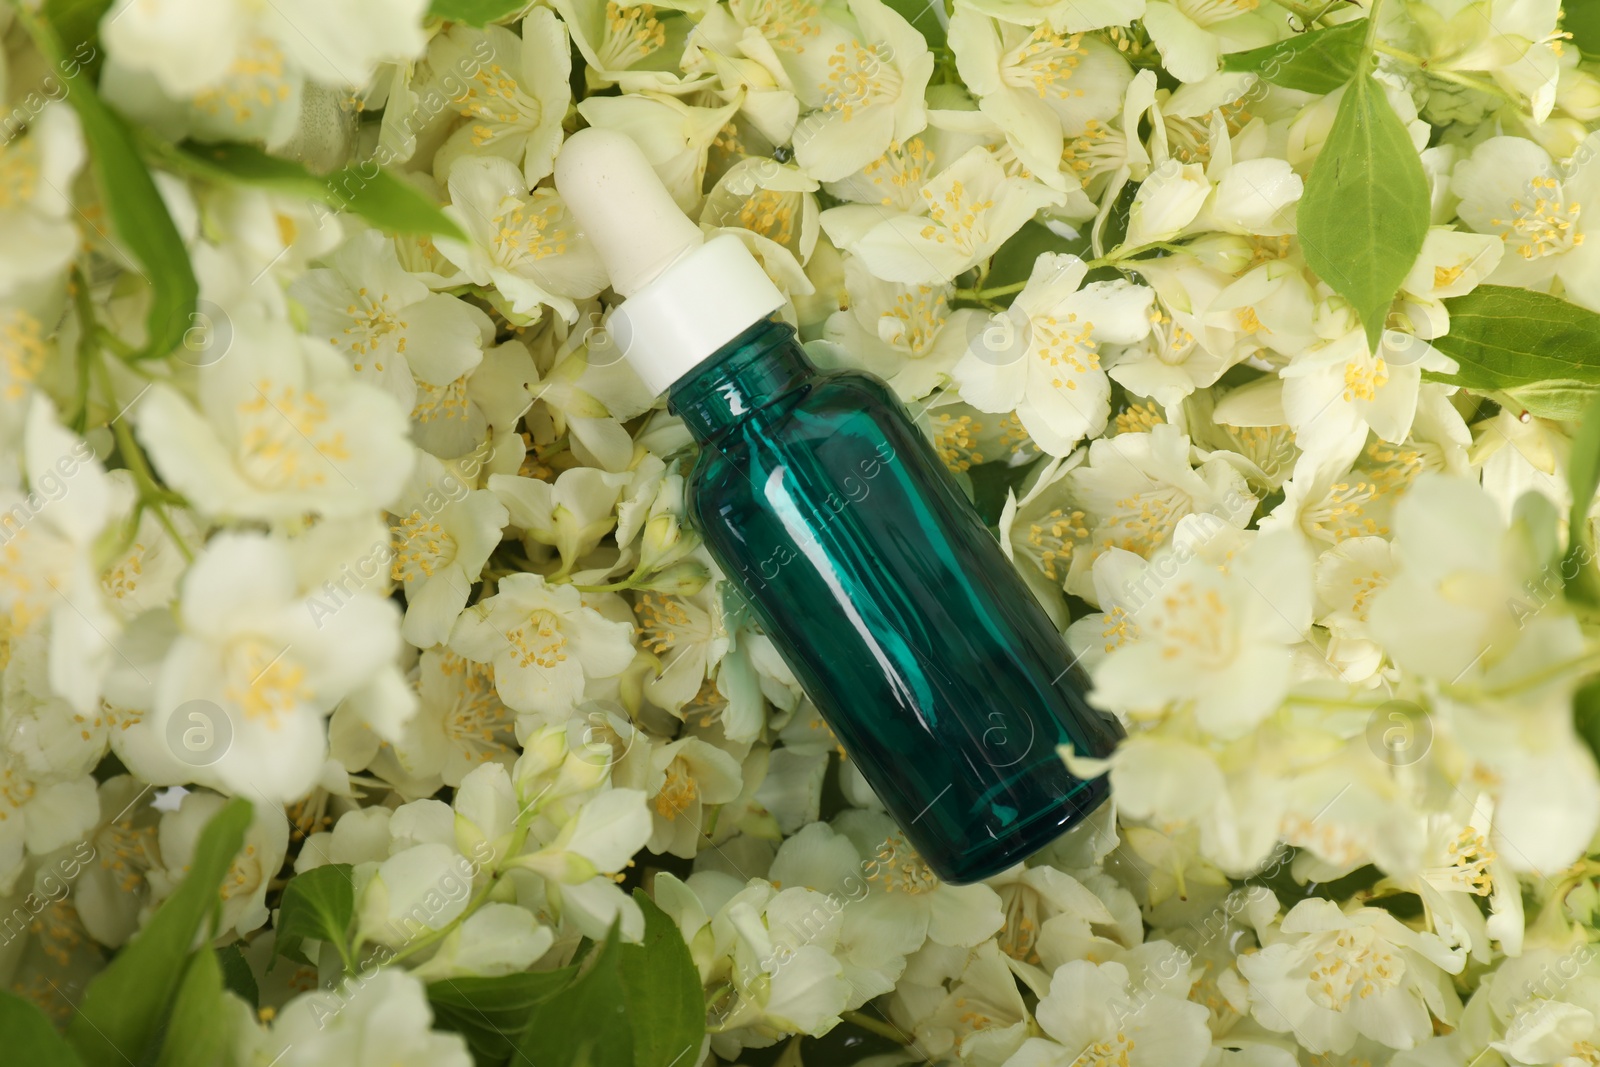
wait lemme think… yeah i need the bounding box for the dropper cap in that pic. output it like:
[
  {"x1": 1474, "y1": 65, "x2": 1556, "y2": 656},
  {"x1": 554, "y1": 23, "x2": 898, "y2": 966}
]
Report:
[{"x1": 555, "y1": 128, "x2": 786, "y2": 396}]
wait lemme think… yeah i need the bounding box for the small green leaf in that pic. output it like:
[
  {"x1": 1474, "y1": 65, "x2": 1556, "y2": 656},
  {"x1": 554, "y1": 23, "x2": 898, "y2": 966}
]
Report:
[
  {"x1": 429, "y1": 969, "x2": 577, "y2": 1065},
  {"x1": 1425, "y1": 285, "x2": 1600, "y2": 392},
  {"x1": 275, "y1": 863, "x2": 355, "y2": 967},
  {"x1": 1497, "y1": 380, "x2": 1600, "y2": 422},
  {"x1": 1297, "y1": 74, "x2": 1431, "y2": 350},
  {"x1": 171, "y1": 141, "x2": 467, "y2": 241},
  {"x1": 154, "y1": 948, "x2": 229, "y2": 1067},
  {"x1": 67, "y1": 798, "x2": 253, "y2": 1067},
  {"x1": 0, "y1": 990, "x2": 84, "y2": 1066},
  {"x1": 1563, "y1": 391, "x2": 1600, "y2": 605},
  {"x1": 427, "y1": 0, "x2": 528, "y2": 24},
  {"x1": 1566, "y1": 3, "x2": 1600, "y2": 54},
  {"x1": 617, "y1": 890, "x2": 705, "y2": 1067},
  {"x1": 217, "y1": 941, "x2": 259, "y2": 1009},
  {"x1": 29, "y1": 11, "x2": 198, "y2": 363},
  {"x1": 1222, "y1": 20, "x2": 1368, "y2": 93},
  {"x1": 519, "y1": 925, "x2": 633, "y2": 1067}
]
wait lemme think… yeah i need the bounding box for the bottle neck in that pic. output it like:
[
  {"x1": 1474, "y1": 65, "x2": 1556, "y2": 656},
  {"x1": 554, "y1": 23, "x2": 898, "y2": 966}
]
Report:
[{"x1": 667, "y1": 318, "x2": 814, "y2": 443}]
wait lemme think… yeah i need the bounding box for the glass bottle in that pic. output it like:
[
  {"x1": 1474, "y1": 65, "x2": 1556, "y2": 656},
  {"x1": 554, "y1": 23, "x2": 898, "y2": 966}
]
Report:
[{"x1": 669, "y1": 318, "x2": 1122, "y2": 883}]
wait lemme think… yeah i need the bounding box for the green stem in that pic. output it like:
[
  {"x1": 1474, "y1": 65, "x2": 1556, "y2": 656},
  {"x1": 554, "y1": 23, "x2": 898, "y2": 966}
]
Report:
[
  {"x1": 1265, "y1": 0, "x2": 1320, "y2": 21},
  {"x1": 1468, "y1": 649, "x2": 1600, "y2": 699},
  {"x1": 573, "y1": 575, "x2": 642, "y2": 594},
  {"x1": 841, "y1": 1011, "x2": 910, "y2": 1044},
  {"x1": 954, "y1": 280, "x2": 1026, "y2": 302},
  {"x1": 91, "y1": 352, "x2": 195, "y2": 562},
  {"x1": 1361, "y1": 0, "x2": 1386, "y2": 55},
  {"x1": 1371, "y1": 42, "x2": 1521, "y2": 105}
]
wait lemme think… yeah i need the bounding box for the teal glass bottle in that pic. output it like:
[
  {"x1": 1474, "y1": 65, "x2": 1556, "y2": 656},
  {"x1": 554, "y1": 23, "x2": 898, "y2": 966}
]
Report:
[{"x1": 669, "y1": 317, "x2": 1123, "y2": 884}]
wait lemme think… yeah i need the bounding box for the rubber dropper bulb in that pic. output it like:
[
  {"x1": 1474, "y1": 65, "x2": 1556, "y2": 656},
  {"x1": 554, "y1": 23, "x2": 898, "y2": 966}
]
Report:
[{"x1": 554, "y1": 128, "x2": 705, "y2": 298}]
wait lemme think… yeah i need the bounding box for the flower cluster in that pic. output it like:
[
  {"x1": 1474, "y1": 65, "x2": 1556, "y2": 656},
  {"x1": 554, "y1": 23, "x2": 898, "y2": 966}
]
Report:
[{"x1": 1, "y1": 0, "x2": 1600, "y2": 1064}]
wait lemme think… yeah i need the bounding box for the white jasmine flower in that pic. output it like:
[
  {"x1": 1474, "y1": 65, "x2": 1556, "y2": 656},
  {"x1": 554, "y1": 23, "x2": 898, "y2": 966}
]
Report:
[
  {"x1": 0, "y1": 104, "x2": 84, "y2": 297},
  {"x1": 389, "y1": 453, "x2": 509, "y2": 649},
  {"x1": 437, "y1": 157, "x2": 608, "y2": 324},
  {"x1": 1414, "y1": 0, "x2": 1566, "y2": 121},
  {"x1": 846, "y1": 146, "x2": 1065, "y2": 283},
  {"x1": 409, "y1": 902, "x2": 556, "y2": 980},
  {"x1": 102, "y1": 0, "x2": 427, "y2": 97},
  {"x1": 1367, "y1": 474, "x2": 1555, "y2": 680},
  {"x1": 142, "y1": 527, "x2": 408, "y2": 802},
  {"x1": 1237, "y1": 900, "x2": 1464, "y2": 1054},
  {"x1": 389, "y1": 650, "x2": 516, "y2": 787},
  {"x1": 245, "y1": 968, "x2": 472, "y2": 1067},
  {"x1": 949, "y1": 11, "x2": 1133, "y2": 184},
  {"x1": 1124, "y1": 160, "x2": 1211, "y2": 246},
  {"x1": 71, "y1": 776, "x2": 162, "y2": 948},
  {"x1": 136, "y1": 314, "x2": 415, "y2": 523},
  {"x1": 1451, "y1": 133, "x2": 1600, "y2": 308},
  {"x1": 290, "y1": 230, "x2": 492, "y2": 413},
  {"x1": 703, "y1": 158, "x2": 822, "y2": 265},
  {"x1": 428, "y1": 9, "x2": 573, "y2": 186},
  {"x1": 953, "y1": 252, "x2": 1155, "y2": 455},
  {"x1": 1007, "y1": 955, "x2": 1212, "y2": 1067},
  {"x1": 821, "y1": 256, "x2": 984, "y2": 399},
  {"x1": 0, "y1": 627, "x2": 105, "y2": 894},
  {"x1": 1060, "y1": 423, "x2": 1255, "y2": 597},
  {"x1": 147, "y1": 789, "x2": 288, "y2": 938},
  {"x1": 1141, "y1": 0, "x2": 1276, "y2": 84},
  {"x1": 1280, "y1": 329, "x2": 1458, "y2": 455},
  {"x1": 643, "y1": 735, "x2": 743, "y2": 857},
  {"x1": 789, "y1": 0, "x2": 935, "y2": 182},
  {"x1": 554, "y1": 0, "x2": 700, "y2": 91},
  {"x1": 448, "y1": 573, "x2": 635, "y2": 718},
  {"x1": 1394, "y1": 227, "x2": 1504, "y2": 338},
  {"x1": 633, "y1": 588, "x2": 729, "y2": 714},
  {"x1": 0, "y1": 398, "x2": 118, "y2": 714},
  {"x1": 490, "y1": 468, "x2": 631, "y2": 575},
  {"x1": 1067, "y1": 526, "x2": 1313, "y2": 735}
]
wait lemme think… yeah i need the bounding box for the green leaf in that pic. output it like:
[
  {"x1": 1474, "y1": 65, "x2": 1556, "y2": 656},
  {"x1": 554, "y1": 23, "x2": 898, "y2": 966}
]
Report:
[
  {"x1": 1222, "y1": 20, "x2": 1368, "y2": 93},
  {"x1": 429, "y1": 969, "x2": 577, "y2": 1066},
  {"x1": 1563, "y1": 390, "x2": 1600, "y2": 605},
  {"x1": 67, "y1": 798, "x2": 253, "y2": 1067},
  {"x1": 519, "y1": 926, "x2": 633, "y2": 1067},
  {"x1": 39, "y1": 0, "x2": 111, "y2": 78},
  {"x1": 274, "y1": 863, "x2": 355, "y2": 967},
  {"x1": 0, "y1": 991, "x2": 84, "y2": 1066},
  {"x1": 617, "y1": 891, "x2": 704, "y2": 1067},
  {"x1": 217, "y1": 941, "x2": 259, "y2": 1008},
  {"x1": 170, "y1": 141, "x2": 467, "y2": 241},
  {"x1": 427, "y1": 0, "x2": 527, "y2": 24},
  {"x1": 884, "y1": 0, "x2": 946, "y2": 50},
  {"x1": 1297, "y1": 74, "x2": 1431, "y2": 350},
  {"x1": 1566, "y1": 3, "x2": 1600, "y2": 54},
  {"x1": 1425, "y1": 285, "x2": 1600, "y2": 391},
  {"x1": 29, "y1": 11, "x2": 198, "y2": 363},
  {"x1": 154, "y1": 948, "x2": 229, "y2": 1067}
]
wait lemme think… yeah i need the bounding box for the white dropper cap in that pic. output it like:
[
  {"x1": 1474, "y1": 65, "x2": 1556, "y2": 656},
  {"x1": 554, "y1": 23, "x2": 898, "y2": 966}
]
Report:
[{"x1": 555, "y1": 128, "x2": 787, "y2": 396}]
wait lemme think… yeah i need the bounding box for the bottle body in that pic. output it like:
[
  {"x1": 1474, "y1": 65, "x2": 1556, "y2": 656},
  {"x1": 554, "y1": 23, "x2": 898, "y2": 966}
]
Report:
[{"x1": 670, "y1": 320, "x2": 1122, "y2": 884}]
